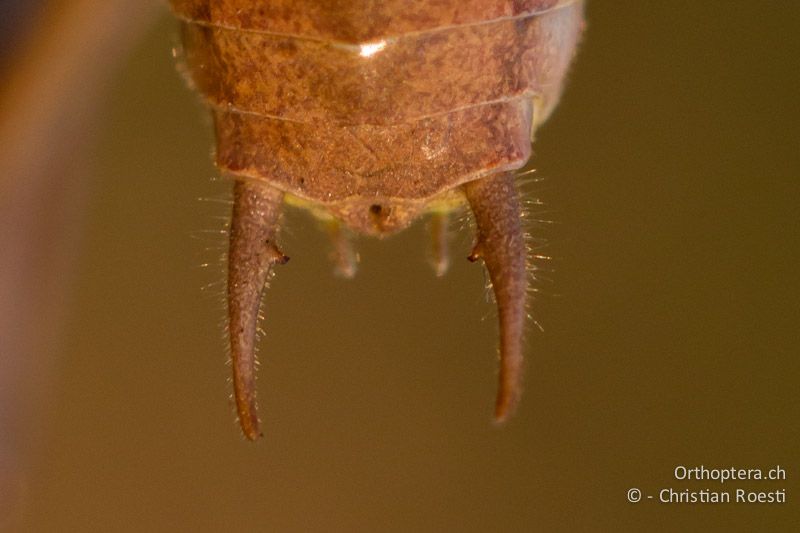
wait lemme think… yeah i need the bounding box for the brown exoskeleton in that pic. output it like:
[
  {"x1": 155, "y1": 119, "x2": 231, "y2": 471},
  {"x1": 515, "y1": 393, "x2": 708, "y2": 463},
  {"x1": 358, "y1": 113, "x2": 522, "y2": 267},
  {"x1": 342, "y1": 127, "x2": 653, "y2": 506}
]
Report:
[{"x1": 170, "y1": 0, "x2": 584, "y2": 439}]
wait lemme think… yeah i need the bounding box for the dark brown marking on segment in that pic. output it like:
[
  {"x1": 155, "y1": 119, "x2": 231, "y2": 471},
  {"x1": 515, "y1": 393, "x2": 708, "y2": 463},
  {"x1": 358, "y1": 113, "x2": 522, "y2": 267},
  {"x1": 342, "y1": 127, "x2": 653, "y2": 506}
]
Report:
[
  {"x1": 464, "y1": 172, "x2": 527, "y2": 422},
  {"x1": 228, "y1": 179, "x2": 288, "y2": 440}
]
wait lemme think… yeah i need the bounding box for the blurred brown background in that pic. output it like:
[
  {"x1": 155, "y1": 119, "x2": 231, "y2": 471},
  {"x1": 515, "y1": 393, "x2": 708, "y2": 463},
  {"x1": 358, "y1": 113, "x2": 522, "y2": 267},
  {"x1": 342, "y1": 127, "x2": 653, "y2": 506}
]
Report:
[{"x1": 2, "y1": 1, "x2": 798, "y2": 531}]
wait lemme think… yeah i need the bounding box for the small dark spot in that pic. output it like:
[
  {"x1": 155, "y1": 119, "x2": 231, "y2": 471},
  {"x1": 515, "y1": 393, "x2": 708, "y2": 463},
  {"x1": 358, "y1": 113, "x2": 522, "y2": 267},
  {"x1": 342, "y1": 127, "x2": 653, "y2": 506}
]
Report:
[
  {"x1": 275, "y1": 39, "x2": 298, "y2": 55},
  {"x1": 369, "y1": 204, "x2": 382, "y2": 215}
]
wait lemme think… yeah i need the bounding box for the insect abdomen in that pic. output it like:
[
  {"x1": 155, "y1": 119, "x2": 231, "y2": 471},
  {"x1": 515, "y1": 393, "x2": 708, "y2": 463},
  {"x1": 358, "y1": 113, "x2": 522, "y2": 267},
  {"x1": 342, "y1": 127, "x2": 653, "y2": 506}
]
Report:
[
  {"x1": 169, "y1": 0, "x2": 584, "y2": 439},
  {"x1": 173, "y1": 0, "x2": 583, "y2": 234}
]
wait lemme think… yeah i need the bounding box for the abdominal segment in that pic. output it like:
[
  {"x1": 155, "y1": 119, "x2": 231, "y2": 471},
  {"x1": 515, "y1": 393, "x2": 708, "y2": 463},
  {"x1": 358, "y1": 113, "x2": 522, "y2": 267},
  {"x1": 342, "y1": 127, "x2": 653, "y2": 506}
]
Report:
[
  {"x1": 213, "y1": 99, "x2": 532, "y2": 234},
  {"x1": 178, "y1": 3, "x2": 581, "y2": 126}
]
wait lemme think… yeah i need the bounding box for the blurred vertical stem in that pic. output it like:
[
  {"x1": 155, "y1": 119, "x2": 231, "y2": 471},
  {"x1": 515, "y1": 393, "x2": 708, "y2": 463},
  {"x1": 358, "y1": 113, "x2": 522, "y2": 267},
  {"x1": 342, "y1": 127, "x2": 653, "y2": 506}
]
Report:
[{"x1": 0, "y1": 0, "x2": 162, "y2": 526}]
